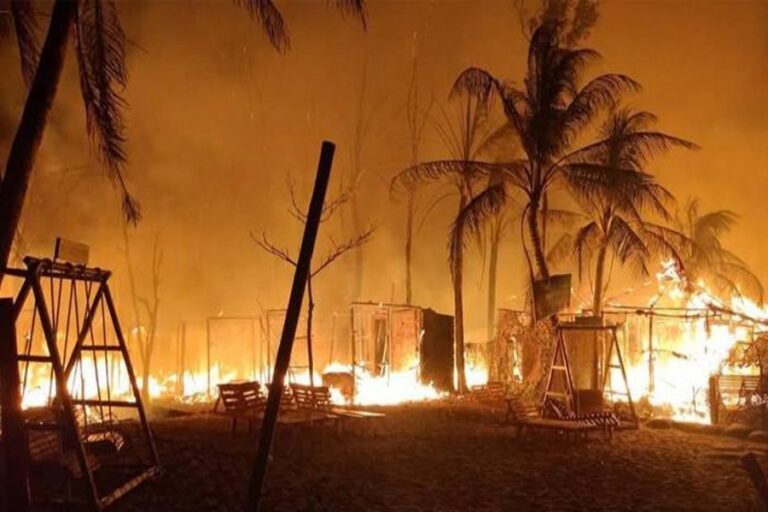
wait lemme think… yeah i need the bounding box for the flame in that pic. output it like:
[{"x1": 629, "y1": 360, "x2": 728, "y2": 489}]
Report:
[{"x1": 614, "y1": 260, "x2": 765, "y2": 423}]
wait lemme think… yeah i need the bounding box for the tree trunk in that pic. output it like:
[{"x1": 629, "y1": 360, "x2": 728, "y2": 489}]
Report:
[
  {"x1": 527, "y1": 198, "x2": 550, "y2": 280},
  {"x1": 453, "y1": 197, "x2": 468, "y2": 394},
  {"x1": 405, "y1": 190, "x2": 415, "y2": 304},
  {"x1": 592, "y1": 243, "x2": 609, "y2": 318},
  {"x1": 306, "y1": 275, "x2": 315, "y2": 388},
  {"x1": 487, "y1": 220, "x2": 500, "y2": 343},
  {"x1": 0, "y1": 0, "x2": 77, "y2": 284}
]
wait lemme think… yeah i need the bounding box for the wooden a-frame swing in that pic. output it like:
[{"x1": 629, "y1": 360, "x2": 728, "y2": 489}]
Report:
[
  {"x1": 3, "y1": 256, "x2": 159, "y2": 510},
  {"x1": 543, "y1": 320, "x2": 638, "y2": 426}
]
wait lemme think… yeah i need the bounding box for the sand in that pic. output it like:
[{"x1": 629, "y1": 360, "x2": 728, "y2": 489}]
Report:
[{"x1": 112, "y1": 403, "x2": 765, "y2": 511}]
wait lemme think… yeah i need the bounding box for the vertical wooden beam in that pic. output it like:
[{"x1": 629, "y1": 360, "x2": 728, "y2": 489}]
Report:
[
  {"x1": 0, "y1": 298, "x2": 30, "y2": 512},
  {"x1": 103, "y1": 285, "x2": 159, "y2": 466},
  {"x1": 180, "y1": 322, "x2": 186, "y2": 396},
  {"x1": 648, "y1": 313, "x2": 654, "y2": 395},
  {"x1": 206, "y1": 318, "x2": 212, "y2": 399},
  {"x1": 248, "y1": 141, "x2": 335, "y2": 510},
  {"x1": 351, "y1": 305, "x2": 357, "y2": 406}
]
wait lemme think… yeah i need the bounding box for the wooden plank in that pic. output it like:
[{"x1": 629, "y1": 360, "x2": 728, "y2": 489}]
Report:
[
  {"x1": 103, "y1": 285, "x2": 160, "y2": 467},
  {"x1": 98, "y1": 466, "x2": 162, "y2": 508},
  {"x1": 17, "y1": 354, "x2": 53, "y2": 363}
]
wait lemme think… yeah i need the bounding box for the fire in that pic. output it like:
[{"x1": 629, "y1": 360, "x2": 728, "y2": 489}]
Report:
[
  {"x1": 21, "y1": 357, "x2": 477, "y2": 410},
  {"x1": 615, "y1": 260, "x2": 766, "y2": 423}
]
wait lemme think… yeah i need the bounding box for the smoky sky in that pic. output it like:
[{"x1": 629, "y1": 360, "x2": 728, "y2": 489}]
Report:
[{"x1": 2, "y1": 0, "x2": 768, "y2": 373}]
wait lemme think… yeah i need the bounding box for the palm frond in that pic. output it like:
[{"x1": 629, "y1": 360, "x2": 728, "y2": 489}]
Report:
[
  {"x1": 451, "y1": 67, "x2": 499, "y2": 102},
  {"x1": 695, "y1": 210, "x2": 738, "y2": 238},
  {"x1": 607, "y1": 216, "x2": 650, "y2": 277},
  {"x1": 563, "y1": 74, "x2": 640, "y2": 136},
  {"x1": 390, "y1": 160, "x2": 522, "y2": 196},
  {"x1": 717, "y1": 261, "x2": 764, "y2": 304},
  {"x1": 234, "y1": 0, "x2": 290, "y2": 53},
  {"x1": 538, "y1": 207, "x2": 584, "y2": 228},
  {"x1": 476, "y1": 121, "x2": 520, "y2": 160},
  {"x1": 10, "y1": 0, "x2": 39, "y2": 86},
  {"x1": 332, "y1": 0, "x2": 367, "y2": 30},
  {"x1": 573, "y1": 220, "x2": 599, "y2": 279},
  {"x1": 547, "y1": 232, "x2": 574, "y2": 266},
  {"x1": 76, "y1": 0, "x2": 140, "y2": 224},
  {"x1": 640, "y1": 222, "x2": 690, "y2": 272},
  {"x1": 448, "y1": 182, "x2": 508, "y2": 274}
]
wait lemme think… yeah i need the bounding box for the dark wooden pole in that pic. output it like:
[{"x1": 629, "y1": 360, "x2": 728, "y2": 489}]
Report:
[
  {"x1": 0, "y1": 298, "x2": 30, "y2": 511},
  {"x1": 248, "y1": 141, "x2": 335, "y2": 510},
  {"x1": 206, "y1": 318, "x2": 212, "y2": 399}
]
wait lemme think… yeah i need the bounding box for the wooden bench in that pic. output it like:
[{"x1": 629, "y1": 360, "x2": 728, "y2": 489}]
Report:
[
  {"x1": 214, "y1": 381, "x2": 266, "y2": 434},
  {"x1": 544, "y1": 398, "x2": 619, "y2": 440},
  {"x1": 710, "y1": 374, "x2": 767, "y2": 425},
  {"x1": 506, "y1": 396, "x2": 605, "y2": 442},
  {"x1": 289, "y1": 384, "x2": 385, "y2": 433},
  {"x1": 470, "y1": 381, "x2": 506, "y2": 405}
]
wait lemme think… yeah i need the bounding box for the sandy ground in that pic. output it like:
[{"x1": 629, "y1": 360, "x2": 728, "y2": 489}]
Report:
[{"x1": 112, "y1": 404, "x2": 765, "y2": 511}]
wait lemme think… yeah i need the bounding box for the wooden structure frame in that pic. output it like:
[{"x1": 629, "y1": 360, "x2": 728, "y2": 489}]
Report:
[
  {"x1": 205, "y1": 315, "x2": 260, "y2": 397},
  {"x1": 544, "y1": 321, "x2": 637, "y2": 426},
  {"x1": 3, "y1": 257, "x2": 160, "y2": 510}
]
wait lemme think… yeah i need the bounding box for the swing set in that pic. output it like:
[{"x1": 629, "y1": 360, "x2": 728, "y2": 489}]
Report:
[
  {"x1": 3, "y1": 256, "x2": 159, "y2": 509},
  {"x1": 544, "y1": 320, "x2": 638, "y2": 426}
]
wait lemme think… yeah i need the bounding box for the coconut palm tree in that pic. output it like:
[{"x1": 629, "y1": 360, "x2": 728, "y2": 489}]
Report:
[
  {"x1": 449, "y1": 22, "x2": 639, "y2": 285},
  {"x1": 564, "y1": 108, "x2": 697, "y2": 316},
  {"x1": 391, "y1": 82, "x2": 502, "y2": 393},
  {"x1": 676, "y1": 198, "x2": 763, "y2": 303},
  {"x1": 0, "y1": 0, "x2": 366, "y2": 283}
]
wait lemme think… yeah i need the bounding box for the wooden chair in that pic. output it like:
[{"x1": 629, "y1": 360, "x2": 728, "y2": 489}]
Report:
[
  {"x1": 289, "y1": 384, "x2": 386, "y2": 433},
  {"x1": 470, "y1": 381, "x2": 507, "y2": 405},
  {"x1": 214, "y1": 381, "x2": 266, "y2": 434}
]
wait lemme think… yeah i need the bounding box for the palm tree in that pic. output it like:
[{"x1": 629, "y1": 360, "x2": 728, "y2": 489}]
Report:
[
  {"x1": 449, "y1": 22, "x2": 639, "y2": 287},
  {"x1": 0, "y1": 0, "x2": 366, "y2": 283},
  {"x1": 391, "y1": 83, "x2": 500, "y2": 393},
  {"x1": 564, "y1": 108, "x2": 697, "y2": 316},
  {"x1": 676, "y1": 198, "x2": 763, "y2": 303}
]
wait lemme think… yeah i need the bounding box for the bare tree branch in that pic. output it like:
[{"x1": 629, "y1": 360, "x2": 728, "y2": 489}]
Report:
[
  {"x1": 251, "y1": 230, "x2": 297, "y2": 266},
  {"x1": 312, "y1": 224, "x2": 376, "y2": 277}
]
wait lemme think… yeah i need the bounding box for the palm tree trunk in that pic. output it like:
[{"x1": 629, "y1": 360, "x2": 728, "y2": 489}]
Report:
[
  {"x1": 486, "y1": 220, "x2": 500, "y2": 343},
  {"x1": 453, "y1": 197, "x2": 468, "y2": 394},
  {"x1": 527, "y1": 198, "x2": 550, "y2": 280},
  {"x1": 592, "y1": 244, "x2": 609, "y2": 317},
  {"x1": 405, "y1": 190, "x2": 415, "y2": 304},
  {"x1": 0, "y1": 0, "x2": 77, "y2": 283}
]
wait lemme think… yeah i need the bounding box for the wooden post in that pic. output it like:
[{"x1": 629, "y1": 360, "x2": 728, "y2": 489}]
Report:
[
  {"x1": 248, "y1": 141, "x2": 335, "y2": 510},
  {"x1": 206, "y1": 318, "x2": 212, "y2": 399},
  {"x1": 351, "y1": 305, "x2": 357, "y2": 406},
  {"x1": 648, "y1": 313, "x2": 655, "y2": 395},
  {"x1": 180, "y1": 322, "x2": 186, "y2": 396},
  {"x1": 0, "y1": 298, "x2": 31, "y2": 511},
  {"x1": 709, "y1": 375, "x2": 719, "y2": 425}
]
